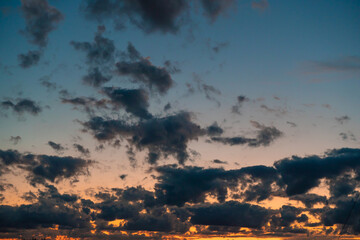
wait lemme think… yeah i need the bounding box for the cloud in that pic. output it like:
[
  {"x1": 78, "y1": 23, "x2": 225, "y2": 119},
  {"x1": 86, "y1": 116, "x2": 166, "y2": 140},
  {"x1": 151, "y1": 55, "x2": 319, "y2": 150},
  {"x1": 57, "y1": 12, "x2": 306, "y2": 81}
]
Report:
[
  {"x1": 47, "y1": 141, "x2": 65, "y2": 154},
  {"x1": 9, "y1": 136, "x2": 21, "y2": 145},
  {"x1": 290, "y1": 193, "x2": 328, "y2": 208},
  {"x1": 274, "y1": 148, "x2": 360, "y2": 196},
  {"x1": 211, "y1": 159, "x2": 228, "y2": 164},
  {"x1": 206, "y1": 122, "x2": 224, "y2": 136},
  {"x1": 231, "y1": 95, "x2": 249, "y2": 115},
  {"x1": 200, "y1": 0, "x2": 235, "y2": 22},
  {"x1": 0, "y1": 185, "x2": 91, "y2": 232},
  {"x1": 154, "y1": 164, "x2": 278, "y2": 206},
  {"x1": 20, "y1": 0, "x2": 63, "y2": 47},
  {"x1": 82, "y1": 0, "x2": 189, "y2": 34},
  {"x1": 339, "y1": 132, "x2": 357, "y2": 141},
  {"x1": 73, "y1": 144, "x2": 91, "y2": 157},
  {"x1": 103, "y1": 87, "x2": 152, "y2": 119},
  {"x1": 115, "y1": 58, "x2": 174, "y2": 94},
  {"x1": 61, "y1": 96, "x2": 109, "y2": 114},
  {"x1": 82, "y1": 67, "x2": 112, "y2": 87},
  {"x1": 189, "y1": 201, "x2": 271, "y2": 228},
  {"x1": 335, "y1": 115, "x2": 350, "y2": 125},
  {"x1": 82, "y1": 112, "x2": 205, "y2": 164},
  {"x1": 0, "y1": 149, "x2": 93, "y2": 185},
  {"x1": 18, "y1": 50, "x2": 42, "y2": 68},
  {"x1": 211, "y1": 121, "x2": 283, "y2": 147},
  {"x1": 192, "y1": 73, "x2": 221, "y2": 105},
  {"x1": 1, "y1": 98, "x2": 42, "y2": 116}
]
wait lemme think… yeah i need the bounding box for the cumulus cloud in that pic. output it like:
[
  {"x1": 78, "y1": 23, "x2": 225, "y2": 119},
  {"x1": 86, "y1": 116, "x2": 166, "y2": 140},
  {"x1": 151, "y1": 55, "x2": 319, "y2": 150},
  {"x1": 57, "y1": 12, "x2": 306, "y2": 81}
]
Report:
[
  {"x1": 103, "y1": 87, "x2": 152, "y2": 119},
  {"x1": 0, "y1": 98, "x2": 42, "y2": 116},
  {"x1": 82, "y1": 112, "x2": 205, "y2": 164},
  {"x1": 18, "y1": 50, "x2": 42, "y2": 68},
  {"x1": 82, "y1": 0, "x2": 189, "y2": 34},
  {"x1": 0, "y1": 149, "x2": 93, "y2": 185},
  {"x1": 274, "y1": 148, "x2": 360, "y2": 196},
  {"x1": 116, "y1": 57, "x2": 174, "y2": 94},
  {"x1": 20, "y1": 0, "x2": 63, "y2": 47}
]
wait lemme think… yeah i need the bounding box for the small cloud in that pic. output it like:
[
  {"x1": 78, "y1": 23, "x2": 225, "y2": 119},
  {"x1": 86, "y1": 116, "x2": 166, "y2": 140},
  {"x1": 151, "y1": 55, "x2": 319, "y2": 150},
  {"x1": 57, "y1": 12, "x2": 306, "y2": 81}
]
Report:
[
  {"x1": 10, "y1": 136, "x2": 22, "y2": 145},
  {"x1": 335, "y1": 115, "x2": 350, "y2": 125},
  {"x1": 212, "y1": 159, "x2": 228, "y2": 164}
]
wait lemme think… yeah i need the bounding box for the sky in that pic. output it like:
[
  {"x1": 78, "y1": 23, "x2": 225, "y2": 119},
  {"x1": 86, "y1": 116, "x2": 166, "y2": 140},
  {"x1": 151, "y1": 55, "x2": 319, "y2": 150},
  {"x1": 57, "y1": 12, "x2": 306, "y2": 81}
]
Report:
[{"x1": 0, "y1": 0, "x2": 360, "y2": 239}]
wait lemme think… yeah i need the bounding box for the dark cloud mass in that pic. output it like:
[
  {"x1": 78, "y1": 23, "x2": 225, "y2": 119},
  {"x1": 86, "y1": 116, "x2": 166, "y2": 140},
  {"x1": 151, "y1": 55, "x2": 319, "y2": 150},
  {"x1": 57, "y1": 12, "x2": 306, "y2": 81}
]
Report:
[
  {"x1": 18, "y1": 50, "x2": 41, "y2": 68},
  {"x1": 1, "y1": 98, "x2": 42, "y2": 116},
  {"x1": 0, "y1": 149, "x2": 93, "y2": 185},
  {"x1": 103, "y1": 87, "x2": 152, "y2": 119},
  {"x1": 21, "y1": 0, "x2": 63, "y2": 47},
  {"x1": 83, "y1": 112, "x2": 205, "y2": 164},
  {"x1": 0, "y1": 148, "x2": 360, "y2": 237},
  {"x1": 116, "y1": 58, "x2": 173, "y2": 94},
  {"x1": 83, "y1": 0, "x2": 188, "y2": 34},
  {"x1": 274, "y1": 148, "x2": 360, "y2": 195}
]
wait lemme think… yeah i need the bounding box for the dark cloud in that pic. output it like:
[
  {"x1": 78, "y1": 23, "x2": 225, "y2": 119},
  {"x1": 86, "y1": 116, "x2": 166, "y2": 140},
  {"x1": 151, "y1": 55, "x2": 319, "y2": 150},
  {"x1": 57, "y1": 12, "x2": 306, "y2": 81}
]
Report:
[
  {"x1": 82, "y1": 0, "x2": 189, "y2": 34},
  {"x1": 211, "y1": 121, "x2": 283, "y2": 147},
  {"x1": 190, "y1": 201, "x2": 271, "y2": 228},
  {"x1": 103, "y1": 87, "x2": 152, "y2": 119},
  {"x1": 231, "y1": 95, "x2": 249, "y2": 115},
  {"x1": 206, "y1": 122, "x2": 224, "y2": 136},
  {"x1": 115, "y1": 58, "x2": 173, "y2": 94},
  {"x1": 119, "y1": 174, "x2": 127, "y2": 180},
  {"x1": 274, "y1": 148, "x2": 360, "y2": 196},
  {"x1": 271, "y1": 205, "x2": 307, "y2": 228},
  {"x1": 335, "y1": 115, "x2": 350, "y2": 125},
  {"x1": 163, "y1": 103, "x2": 171, "y2": 111},
  {"x1": 18, "y1": 50, "x2": 41, "y2": 68},
  {"x1": 321, "y1": 196, "x2": 360, "y2": 234},
  {"x1": 71, "y1": 31, "x2": 115, "y2": 66},
  {"x1": 290, "y1": 193, "x2": 328, "y2": 208},
  {"x1": 48, "y1": 141, "x2": 65, "y2": 154},
  {"x1": 1, "y1": 98, "x2": 42, "y2": 116},
  {"x1": 211, "y1": 159, "x2": 228, "y2": 164},
  {"x1": 20, "y1": 0, "x2": 63, "y2": 47},
  {"x1": 61, "y1": 96, "x2": 109, "y2": 114},
  {"x1": 200, "y1": 0, "x2": 235, "y2": 22},
  {"x1": 9, "y1": 136, "x2": 21, "y2": 145},
  {"x1": 82, "y1": 67, "x2": 112, "y2": 87},
  {"x1": 73, "y1": 144, "x2": 91, "y2": 157},
  {"x1": 82, "y1": 112, "x2": 205, "y2": 164},
  {"x1": 0, "y1": 149, "x2": 93, "y2": 185},
  {"x1": 154, "y1": 164, "x2": 278, "y2": 206}
]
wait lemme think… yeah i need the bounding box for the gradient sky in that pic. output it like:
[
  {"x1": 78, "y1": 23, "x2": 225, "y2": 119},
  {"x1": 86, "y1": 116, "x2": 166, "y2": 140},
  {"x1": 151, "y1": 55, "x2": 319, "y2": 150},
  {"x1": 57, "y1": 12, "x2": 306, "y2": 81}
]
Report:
[{"x1": 0, "y1": 0, "x2": 360, "y2": 239}]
